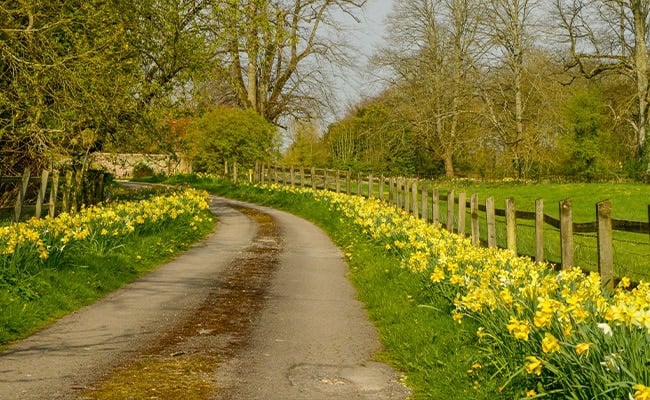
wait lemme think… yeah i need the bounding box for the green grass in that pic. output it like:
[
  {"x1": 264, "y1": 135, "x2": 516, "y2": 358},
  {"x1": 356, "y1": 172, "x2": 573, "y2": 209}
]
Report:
[
  {"x1": 0, "y1": 193, "x2": 215, "y2": 348},
  {"x1": 175, "y1": 176, "x2": 508, "y2": 399},
  {"x1": 345, "y1": 179, "x2": 650, "y2": 282}
]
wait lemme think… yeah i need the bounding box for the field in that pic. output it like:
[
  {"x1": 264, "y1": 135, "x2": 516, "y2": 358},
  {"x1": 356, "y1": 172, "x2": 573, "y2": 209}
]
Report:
[{"x1": 369, "y1": 179, "x2": 650, "y2": 282}]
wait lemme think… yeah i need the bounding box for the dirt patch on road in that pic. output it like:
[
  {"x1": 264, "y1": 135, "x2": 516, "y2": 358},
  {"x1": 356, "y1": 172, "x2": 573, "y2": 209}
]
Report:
[{"x1": 81, "y1": 206, "x2": 282, "y2": 400}]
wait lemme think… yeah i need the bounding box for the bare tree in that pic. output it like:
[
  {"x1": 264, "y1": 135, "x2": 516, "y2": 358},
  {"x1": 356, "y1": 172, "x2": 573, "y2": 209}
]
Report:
[
  {"x1": 555, "y1": 0, "x2": 650, "y2": 175},
  {"x1": 209, "y1": 0, "x2": 366, "y2": 125},
  {"x1": 377, "y1": 0, "x2": 483, "y2": 177},
  {"x1": 478, "y1": 0, "x2": 541, "y2": 178}
]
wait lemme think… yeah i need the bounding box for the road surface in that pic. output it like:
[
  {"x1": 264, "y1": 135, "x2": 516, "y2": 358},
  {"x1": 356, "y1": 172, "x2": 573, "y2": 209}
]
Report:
[{"x1": 0, "y1": 197, "x2": 409, "y2": 399}]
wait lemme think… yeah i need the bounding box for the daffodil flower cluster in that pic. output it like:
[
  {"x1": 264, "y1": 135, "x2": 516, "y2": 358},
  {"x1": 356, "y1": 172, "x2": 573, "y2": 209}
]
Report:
[
  {"x1": 1, "y1": 189, "x2": 210, "y2": 281},
  {"x1": 255, "y1": 183, "x2": 649, "y2": 399}
]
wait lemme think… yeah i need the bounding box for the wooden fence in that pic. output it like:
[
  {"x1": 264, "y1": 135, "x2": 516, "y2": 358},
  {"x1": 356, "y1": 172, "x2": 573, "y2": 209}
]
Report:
[
  {"x1": 240, "y1": 163, "x2": 649, "y2": 289},
  {"x1": 0, "y1": 168, "x2": 106, "y2": 223}
]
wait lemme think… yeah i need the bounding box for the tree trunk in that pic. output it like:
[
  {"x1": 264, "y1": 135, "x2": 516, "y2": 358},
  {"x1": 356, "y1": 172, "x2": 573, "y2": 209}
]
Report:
[{"x1": 633, "y1": 5, "x2": 650, "y2": 173}]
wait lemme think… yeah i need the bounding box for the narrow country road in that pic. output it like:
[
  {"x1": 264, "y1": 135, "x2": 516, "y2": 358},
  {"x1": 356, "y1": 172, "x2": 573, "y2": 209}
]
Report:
[{"x1": 0, "y1": 197, "x2": 409, "y2": 399}]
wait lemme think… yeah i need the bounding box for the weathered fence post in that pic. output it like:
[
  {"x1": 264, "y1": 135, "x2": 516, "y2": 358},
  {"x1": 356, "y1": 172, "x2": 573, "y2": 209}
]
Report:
[
  {"x1": 432, "y1": 188, "x2": 440, "y2": 224},
  {"x1": 368, "y1": 175, "x2": 374, "y2": 198},
  {"x1": 458, "y1": 192, "x2": 467, "y2": 236},
  {"x1": 232, "y1": 162, "x2": 238, "y2": 184},
  {"x1": 35, "y1": 170, "x2": 50, "y2": 218},
  {"x1": 535, "y1": 199, "x2": 544, "y2": 262},
  {"x1": 248, "y1": 169, "x2": 253, "y2": 183},
  {"x1": 404, "y1": 179, "x2": 411, "y2": 213},
  {"x1": 62, "y1": 170, "x2": 73, "y2": 213},
  {"x1": 505, "y1": 198, "x2": 517, "y2": 254},
  {"x1": 357, "y1": 173, "x2": 363, "y2": 196},
  {"x1": 261, "y1": 163, "x2": 266, "y2": 185},
  {"x1": 597, "y1": 200, "x2": 614, "y2": 289},
  {"x1": 379, "y1": 176, "x2": 385, "y2": 201},
  {"x1": 486, "y1": 197, "x2": 496, "y2": 248},
  {"x1": 96, "y1": 172, "x2": 105, "y2": 203},
  {"x1": 335, "y1": 170, "x2": 341, "y2": 193},
  {"x1": 289, "y1": 166, "x2": 295, "y2": 186},
  {"x1": 13, "y1": 167, "x2": 31, "y2": 222},
  {"x1": 224, "y1": 160, "x2": 229, "y2": 177},
  {"x1": 388, "y1": 178, "x2": 394, "y2": 205},
  {"x1": 421, "y1": 183, "x2": 428, "y2": 221},
  {"x1": 343, "y1": 170, "x2": 349, "y2": 194},
  {"x1": 411, "y1": 180, "x2": 419, "y2": 219},
  {"x1": 300, "y1": 167, "x2": 306, "y2": 187},
  {"x1": 471, "y1": 194, "x2": 479, "y2": 246},
  {"x1": 446, "y1": 190, "x2": 455, "y2": 233},
  {"x1": 559, "y1": 199, "x2": 574, "y2": 269},
  {"x1": 49, "y1": 170, "x2": 60, "y2": 217}
]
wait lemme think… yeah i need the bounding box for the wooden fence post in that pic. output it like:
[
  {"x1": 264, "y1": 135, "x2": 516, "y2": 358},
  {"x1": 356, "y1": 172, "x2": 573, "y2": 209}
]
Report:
[
  {"x1": 49, "y1": 170, "x2": 60, "y2": 217},
  {"x1": 224, "y1": 160, "x2": 229, "y2": 176},
  {"x1": 486, "y1": 197, "x2": 496, "y2": 248},
  {"x1": 471, "y1": 194, "x2": 479, "y2": 246},
  {"x1": 335, "y1": 170, "x2": 340, "y2": 193},
  {"x1": 411, "y1": 180, "x2": 419, "y2": 219},
  {"x1": 233, "y1": 162, "x2": 238, "y2": 184},
  {"x1": 300, "y1": 167, "x2": 306, "y2": 187},
  {"x1": 368, "y1": 175, "x2": 374, "y2": 198},
  {"x1": 432, "y1": 188, "x2": 439, "y2": 224},
  {"x1": 357, "y1": 173, "x2": 363, "y2": 196},
  {"x1": 388, "y1": 178, "x2": 394, "y2": 205},
  {"x1": 505, "y1": 197, "x2": 517, "y2": 254},
  {"x1": 261, "y1": 163, "x2": 266, "y2": 185},
  {"x1": 421, "y1": 183, "x2": 428, "y2": 221},
  {"x1": 73, "y1": 169, "x2": 83, "y2": 212},
  {"x1": 375, "y1": 176, "x2": 381, "y2": 200},
  {"x1": 35, "y1": 170, "x2": 50, "y2": 218},
  {"x1": 404, "y1": 180, "x2": 410, "y2": 212},
  {"x1": 535, "y1": 199, "x2": 544, "y2": 262},
  {"x1": 458, "y1": 192, "x2": 467, "y2": 236},
  {"x1": 560, "y1": 199, "x2": 574, "y2": 269},
  {"x1": 13, "y1": 167, "x2": 31, "y2": 222},
  {"x1": 597, "y1": 200, "x2": 614, "y2": 289},
  {"x1": 96, "y1": 172, "x2": 105, "y2": 203},
  {"x1": 446, "y1": 189, "x2": 455, "y2": 233}
]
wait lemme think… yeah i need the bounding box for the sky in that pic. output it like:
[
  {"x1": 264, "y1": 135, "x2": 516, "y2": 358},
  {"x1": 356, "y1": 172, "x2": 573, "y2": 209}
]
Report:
[{"x1": 330, "y1": 0, "x2": 395, "y2": 113}]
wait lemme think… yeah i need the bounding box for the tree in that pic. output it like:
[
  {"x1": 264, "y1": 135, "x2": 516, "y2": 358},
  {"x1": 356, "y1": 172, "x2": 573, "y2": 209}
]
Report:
[
  {"x1": 185, "y1": 106, "x2": 279, "y2": 172},
  {"x1": 323, "y1": 98, "x2": 416, "y2": 174},
  {"x1": 562, "y1": 88, "x2": 614, "y2": 181},
  {"x1": 206, "y1": 0, "x2": 366, "y2": 124},
  {"x1": 282, "y1": 120, "x2": 328, "y2": 166},
  {"x1": 376, "y1": 0, "x2": 483, "y2": 177},
  {"x1": 0, "y1": 0, "x2": 213, "y2": 174},
  {"x1": 554, "y1": 0, "x2": 650, "y2": 178},
  {"x1": 476, "y1": 0, "x2": 542, "y2": 178}
]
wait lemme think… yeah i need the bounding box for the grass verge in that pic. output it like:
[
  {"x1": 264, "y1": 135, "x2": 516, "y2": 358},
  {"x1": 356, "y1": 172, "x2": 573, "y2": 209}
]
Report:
[{"x1": 0, "y1": 190, "x2": 215, "y2": 348}]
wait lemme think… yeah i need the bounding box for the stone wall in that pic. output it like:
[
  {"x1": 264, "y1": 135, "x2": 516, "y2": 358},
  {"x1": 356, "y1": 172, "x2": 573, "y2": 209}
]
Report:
[{"x1": 91, "y1": 153, "x2": 191, "y2": 178}]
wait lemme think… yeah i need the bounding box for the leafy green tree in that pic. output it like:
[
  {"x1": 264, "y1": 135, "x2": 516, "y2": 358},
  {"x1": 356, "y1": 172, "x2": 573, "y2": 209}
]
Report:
[
  {"x1": 562, "y1": 89, "x2": 614, "y2": 181},
  {"x1": 185, "y1": 106, "x2": 279, "y2": 173},
  {"x1": 282, "y1": 120, "x2": 328, "y2": 167},
  {"x1": 323, "y1": 100, "x2": 417, "y2": 175}
]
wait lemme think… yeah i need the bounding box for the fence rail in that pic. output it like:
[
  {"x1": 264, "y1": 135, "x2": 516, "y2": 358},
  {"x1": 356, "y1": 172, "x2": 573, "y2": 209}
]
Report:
[
  {"x1": 1, "y1": 168, "x2": 105, "y2": 223},
  {"x1": 229, "y1": 163, "x2": 649, "y2": 289}
]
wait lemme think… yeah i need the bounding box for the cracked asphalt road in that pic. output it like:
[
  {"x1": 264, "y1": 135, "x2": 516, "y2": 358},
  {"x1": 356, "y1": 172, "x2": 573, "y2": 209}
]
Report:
[{"x1": 0, "y1": 197, "x2": 409, "y2": 399}]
